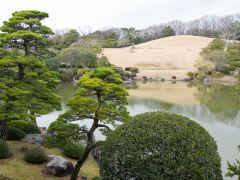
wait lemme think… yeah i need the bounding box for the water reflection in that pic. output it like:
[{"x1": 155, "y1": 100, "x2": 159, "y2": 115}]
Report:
[
  {"x1": 37, "y1": 81, "x2": 240, "y2": 179},
  {"x1": 127, "y1": 82, "x2": 240, "y2": 127}
]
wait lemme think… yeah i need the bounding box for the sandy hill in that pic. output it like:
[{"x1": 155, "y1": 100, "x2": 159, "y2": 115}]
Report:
[{"x1": 103, "y1": 35, "x2": 214, "y2": 80}]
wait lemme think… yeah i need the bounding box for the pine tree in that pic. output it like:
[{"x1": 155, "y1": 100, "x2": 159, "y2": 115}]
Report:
[{"x1": 0, "y1": 10, "x2": 61, "y2": 140}]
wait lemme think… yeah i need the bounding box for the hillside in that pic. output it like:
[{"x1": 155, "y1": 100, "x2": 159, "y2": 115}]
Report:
[{"x1": 103, "y1": 35, "x2": 214, "y2": 80}]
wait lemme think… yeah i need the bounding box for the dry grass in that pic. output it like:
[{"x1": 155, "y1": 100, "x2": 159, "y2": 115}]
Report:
[
  {"x1": 103, "y1": 35, "x2": 214, "y2": 80},
  {"x1": 0, "y1": 141, "x2": 99, "y2": 180}
]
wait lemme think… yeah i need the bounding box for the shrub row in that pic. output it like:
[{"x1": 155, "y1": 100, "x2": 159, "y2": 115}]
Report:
[{"x1": 125, "y1": 67, "x2": 139, "y2": 73}]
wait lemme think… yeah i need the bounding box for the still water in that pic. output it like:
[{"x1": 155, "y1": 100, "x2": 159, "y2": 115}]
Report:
[{"x1": 37, "y1": 81, "x2": 240, "y2": 179}]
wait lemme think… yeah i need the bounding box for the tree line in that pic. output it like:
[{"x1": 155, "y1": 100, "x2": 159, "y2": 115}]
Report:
[{"x1": 52, "y1": 14, "x2": 240, "y2": 48}]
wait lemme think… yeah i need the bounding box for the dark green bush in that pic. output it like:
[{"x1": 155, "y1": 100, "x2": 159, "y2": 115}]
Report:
[
  {"x1": 218, "y1": 66, "x2": 235, "y2": 75},
  {"x1": 46, "y1": 120, "x2": 83, "y2": 148},
  {"x1": 125, "y1": 67, "x2": 131, "y2": 71},
  {"x1": 59, "y1": 63, "x2": 67, "y2": 68},
  {"x1": 0, "y1": 140, "x2": 9, "y2": 159},
  {"x1": 100, "y1": 112, "x2": 222, "y2": 180},
  {"x1": 129, "y1": 67, "x2": 139, "y2": 73},
  {"x1": 8, "y1": 120, "x2": 40, "y2": 134},
  {"x1": 24, "y1": 147, "x2": 48, "y2": 164},
  {"x1": 7, "y1": 127, "x2": 25, "y2": 140},
  {"x1": 63, "y1": 142, "x2": 84, "y2": 159}
]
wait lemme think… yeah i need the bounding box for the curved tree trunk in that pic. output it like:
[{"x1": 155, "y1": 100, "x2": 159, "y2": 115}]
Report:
[
  {"x1": 0, "y1": 120, "x2": 8, "y2": 141},
  {"x1": 70, "y1": 147, "x2": 92, "y2": 180}
]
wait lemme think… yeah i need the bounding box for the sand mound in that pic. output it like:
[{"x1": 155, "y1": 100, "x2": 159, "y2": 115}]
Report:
[{"x1": 103, "y1": 35, "x2": 214, "y2": 80}]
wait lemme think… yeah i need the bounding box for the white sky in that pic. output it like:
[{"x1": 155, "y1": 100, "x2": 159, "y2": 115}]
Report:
[{"x1": 1, "y1": 0, "x2": 240, "y2": 31}]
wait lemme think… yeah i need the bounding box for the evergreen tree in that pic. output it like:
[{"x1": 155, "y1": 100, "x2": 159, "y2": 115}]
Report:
[
  {"x1": 160, "y1": 26, "x2": 176, "y2": 38},
  {"x1": 55, "y1": 67, "x2": 129, "y2": 180},
  {"x1": 0, "y1": 10, "x2": 61, "y2": 140}
]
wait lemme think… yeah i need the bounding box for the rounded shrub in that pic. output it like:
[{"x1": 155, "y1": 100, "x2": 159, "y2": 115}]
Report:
[
  {"x1": 187, "y1": 71, "x2": 194, "y2": 77},
  {"x1": 63, "y1": 142, "x2": 84, "y2": 159},
  {"x1": 100, "y1": 112, "x2": 222, "y2": 180},
  {"x1": 7, "y1": 127, "x2": 25, "y2": 140},
  {"x1": 24, "y1": 147, "x2": 48, "y2": 164},
  {"x1": 124, "y1": 67, "x2": 131, "y2": 71},
  {"x1": 8, "y1": 120, "x2": 40, "y2": 134},
  {"x1": 129, "y1": 67, "x2": 139, "y2": 73},
  {"x1": 0, "y1": 140, "x2": 9, "y2": 159}
]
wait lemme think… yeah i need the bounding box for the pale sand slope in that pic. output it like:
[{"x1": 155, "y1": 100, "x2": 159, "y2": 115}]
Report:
[{"x1": 103, "y1": 35, "x2": 214, "y2": 80}]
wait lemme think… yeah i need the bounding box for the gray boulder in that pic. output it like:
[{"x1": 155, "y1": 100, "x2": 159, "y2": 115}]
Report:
[
  {"x1": 46, "y1": 155, "x2": 74, "y2": 177},
  {"x1": 22, "y1": 134, "x2": 45, "y2": 145}
]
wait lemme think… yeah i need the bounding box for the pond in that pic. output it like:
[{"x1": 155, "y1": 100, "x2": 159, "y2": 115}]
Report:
[{"x1": 37, "y1": 81, "x2": 240, "y2": 179}]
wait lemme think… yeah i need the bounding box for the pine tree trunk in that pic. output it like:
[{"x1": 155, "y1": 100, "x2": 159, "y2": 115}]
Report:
[
  {"x1": 0, "y1": 120, "x2": 8, "y2": 141},
  {"x1": 70, "y1": 147, "x2": 92, "y2": 180}
]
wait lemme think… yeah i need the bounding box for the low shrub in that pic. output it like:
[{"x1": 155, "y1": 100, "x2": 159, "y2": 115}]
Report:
[
  {"x1": 63, "y1": 142, "x2": 84, "y2": 159},
  {"x1": 218, "y1": 66, "x2": 234, "y2": 75},
  {"x1": 207, "y1": 71, "x2": 213, "y2": 75},
  {"x1": 125, "y1": 67, "x2": 131, "y2": 71},
  {"x1": 0, "y1": 140, "x2": 9, "y2": 159},
  {"x1": 214, "y1": 72, "x2": 224, "y2": 78},
  {"x1": 59, "y1": 63, "x2": 67, "y2": 68},
  {"x1": 7, "y1": 127, "x2": 25, "y2": 140},
  {"x1": 125, "y1": 67, "x2": 139, "y2": 73},
  {"x1": 24, "y1": 147, "x2": 48, "y2": 164},
  {"x1": 46, "y1": 120, "x2": 83, "y2": 148},
  {"x1": 195, "y1": 73, "x2": 205, "y2": 81},
  {"x1": 8, "y1": 120, "x2": 40, "y2": 134},
  {"x1": 172, "y1": 76, "x2": 177, "y2": 80},
  {"x1": 187, "y1": 71, "x2": 194, "y2": 77},
  {"x1": 129, "y1": 67, "x2": 139, "y2": 73}
]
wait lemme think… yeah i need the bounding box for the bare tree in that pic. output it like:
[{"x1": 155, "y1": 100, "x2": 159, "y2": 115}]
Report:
[
  {"x1": 167, "y1": 20, "x2": 186, "y2": 35},
  {"x1": 77, "y1": 26, "x2": 93, "y2": 36}
]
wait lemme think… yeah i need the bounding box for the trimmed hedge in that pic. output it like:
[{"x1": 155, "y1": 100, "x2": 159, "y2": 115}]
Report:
[
  {"x1": 7, "y1": 127, "x2": 25, "y2": 140},
  {"x1": 24, "y1": 147, "x2": 48, "y2": 164},
  {"x1": 63, "y1": 142, "x2": 84, "y2": 160},
  {"x1": 100, "y1": 112, "x2": 222, "y2": 180},
  {"x1": 8, "y1": 120, "x2": 40, "y2": 134},
  {"x1": 0, "y1": 140, "x2": 9, "y2": 159}
]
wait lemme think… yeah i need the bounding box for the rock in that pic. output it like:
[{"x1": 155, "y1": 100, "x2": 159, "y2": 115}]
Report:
[
  {"x1": 203, "y1": 76, "x2": 213, "y2": 84},
  {"x1": 46, "y1": 155, "x2": 74, "y2": 177},
  {"x1": 184, "y1": 76, "x2": 194, "y2": 82},
  {"x1": 22, "y1": 134, "x2": 45, "y2": 145}
]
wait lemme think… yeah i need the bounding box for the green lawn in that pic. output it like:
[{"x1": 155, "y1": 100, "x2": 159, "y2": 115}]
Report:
[{"x1": 0, "y1": 141, "x2": 99, "y2": 180}]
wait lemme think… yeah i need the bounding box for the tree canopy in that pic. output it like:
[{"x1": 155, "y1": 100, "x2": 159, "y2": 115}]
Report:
[
  {"x1": 0, "y1": 10, "x2": 61, "y2": 140},
  {"x1": 52, "y1": 67, "x2": 129, "y2": 179}
]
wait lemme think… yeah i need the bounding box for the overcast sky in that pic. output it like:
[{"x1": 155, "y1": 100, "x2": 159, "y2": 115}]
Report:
[{"x1": 1, "y1": 0, "x2": 240, "y2": 31}]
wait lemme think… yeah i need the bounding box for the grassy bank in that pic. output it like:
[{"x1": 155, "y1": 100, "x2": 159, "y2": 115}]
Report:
[{"x1": 0, "y1": 141, "x2": 99, "y2": 180}]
